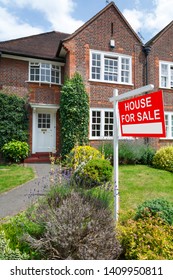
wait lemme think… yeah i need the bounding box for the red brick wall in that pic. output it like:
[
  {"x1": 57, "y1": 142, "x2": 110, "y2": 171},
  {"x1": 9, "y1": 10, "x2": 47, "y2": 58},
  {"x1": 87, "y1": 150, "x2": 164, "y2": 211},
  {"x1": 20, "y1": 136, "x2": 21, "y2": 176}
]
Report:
[
  {"x1": 0, "y1": 57, "x2": 62, "y2": 154},
  {"x1": 146, "y1": 25, "x2": 173, "y2": 149},
  {"x1": 63, "y1": 5, "x2": 145, "y2": 147}
]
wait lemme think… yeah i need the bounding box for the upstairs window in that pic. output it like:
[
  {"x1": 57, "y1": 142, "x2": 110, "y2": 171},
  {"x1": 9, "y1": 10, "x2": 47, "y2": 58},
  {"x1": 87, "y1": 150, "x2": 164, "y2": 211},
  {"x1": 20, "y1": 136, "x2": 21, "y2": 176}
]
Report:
[
  {"x1": 90, "y1": 50, "x2": 132, "y2": 84},
  {"x1": 160, "y1": 61, "x2": 173, "y2": 89},
  {"x1": 29, "y1": 62, "x2": 61, "y2": 84}
]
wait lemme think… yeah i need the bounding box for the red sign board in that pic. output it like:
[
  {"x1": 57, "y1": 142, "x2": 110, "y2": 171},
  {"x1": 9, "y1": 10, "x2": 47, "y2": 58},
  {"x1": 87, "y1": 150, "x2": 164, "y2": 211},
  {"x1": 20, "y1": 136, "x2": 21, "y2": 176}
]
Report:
[{"x1": 118, "y1": 90, "x2": 166, "y2": 137}]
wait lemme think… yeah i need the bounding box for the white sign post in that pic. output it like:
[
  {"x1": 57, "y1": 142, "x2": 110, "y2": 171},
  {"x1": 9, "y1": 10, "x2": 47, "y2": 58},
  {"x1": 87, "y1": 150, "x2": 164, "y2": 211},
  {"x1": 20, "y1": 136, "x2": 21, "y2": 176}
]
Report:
[{"x1": 109, "y1": 84, "x2": 157, "y2": 222}]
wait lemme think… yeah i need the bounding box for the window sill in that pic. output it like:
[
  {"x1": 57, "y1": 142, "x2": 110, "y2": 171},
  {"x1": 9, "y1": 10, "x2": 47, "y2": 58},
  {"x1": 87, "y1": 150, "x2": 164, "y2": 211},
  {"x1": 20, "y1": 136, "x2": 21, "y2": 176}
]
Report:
[
  {"x1": 89, "y1": 79, "x2": 133, "y2": 86},
  {"x1": 26, "y1": 80, "x2": 62, "y2": 86}
]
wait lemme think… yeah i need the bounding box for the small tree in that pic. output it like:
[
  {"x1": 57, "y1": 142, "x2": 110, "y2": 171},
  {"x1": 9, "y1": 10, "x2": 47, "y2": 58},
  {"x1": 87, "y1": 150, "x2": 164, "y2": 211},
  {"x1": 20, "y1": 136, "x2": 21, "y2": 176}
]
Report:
[
  {"x1": 60, "y1": 73, "x2": 89, "y2": 157},
  {"x1": 0, "y1": 93, "x2": 28, "y2": 149}
]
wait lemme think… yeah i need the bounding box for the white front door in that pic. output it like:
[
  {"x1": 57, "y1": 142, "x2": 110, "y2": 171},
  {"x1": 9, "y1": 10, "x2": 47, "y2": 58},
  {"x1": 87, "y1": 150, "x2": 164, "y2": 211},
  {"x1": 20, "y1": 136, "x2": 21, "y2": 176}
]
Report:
[
  {"x1": 36, "y1": 112, "x2": 55, "y2": 152},
  {"x1": 32, "y1": 110, "x2": 56, "y2": 153}
]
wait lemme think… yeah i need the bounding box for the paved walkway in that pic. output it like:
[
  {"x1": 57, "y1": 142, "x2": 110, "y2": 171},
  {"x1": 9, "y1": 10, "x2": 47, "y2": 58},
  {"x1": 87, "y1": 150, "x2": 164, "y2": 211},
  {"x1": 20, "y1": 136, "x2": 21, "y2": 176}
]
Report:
[{"x1": 0, "y1": 163, "x2": 60, "y2": 220}]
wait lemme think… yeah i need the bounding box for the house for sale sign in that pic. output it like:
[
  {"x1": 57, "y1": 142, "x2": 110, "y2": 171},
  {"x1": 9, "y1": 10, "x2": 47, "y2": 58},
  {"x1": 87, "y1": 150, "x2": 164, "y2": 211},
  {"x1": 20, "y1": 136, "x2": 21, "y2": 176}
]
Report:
[{"x1": 118, "y1": 90, "x2": 166, "y2": 137}]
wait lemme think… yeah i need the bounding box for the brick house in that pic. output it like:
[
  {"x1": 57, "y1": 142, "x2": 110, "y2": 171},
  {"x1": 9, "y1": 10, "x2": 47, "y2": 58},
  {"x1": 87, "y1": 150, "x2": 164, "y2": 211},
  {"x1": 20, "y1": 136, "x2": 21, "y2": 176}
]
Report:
[{"x1": 0, "y1": 2, "x2": 172, "y2": 161}]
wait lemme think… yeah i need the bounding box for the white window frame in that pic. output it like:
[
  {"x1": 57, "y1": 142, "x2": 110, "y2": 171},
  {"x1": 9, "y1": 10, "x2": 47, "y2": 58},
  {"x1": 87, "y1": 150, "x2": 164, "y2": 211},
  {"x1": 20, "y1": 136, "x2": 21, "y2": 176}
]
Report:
[
  {"x1": 29, "y1": 62, "x2": 61, "y2": 85},
  {"x1": 90, "y1": 50, "x2": 132, "y2": 85},
  {"x1": 159, "y1": 61, "x2": 173, "y2": 89},
  {"x1": 163, "y1": 112, "x2": 173, "y2": 139},
  {"x1": 90, "y1": 108, "x2": 114, "y2": 140}
]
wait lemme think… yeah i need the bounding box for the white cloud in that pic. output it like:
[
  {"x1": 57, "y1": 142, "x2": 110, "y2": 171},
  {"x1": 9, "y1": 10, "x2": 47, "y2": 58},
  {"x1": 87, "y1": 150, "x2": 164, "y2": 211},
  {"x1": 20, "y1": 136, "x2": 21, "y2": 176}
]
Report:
[
  {"x1": 146, "y1": 0, "x2": 173, "y2": 32},
  {"x1": 123, "y1": 0, "x2": 173, "y2": 41},
  {"x1": 0, "y1": 7, "x2": 43, "y2": 41},
  {"x1": 0, "y1": 0, "x2": 84, "y2": 41},
  {"x1": 123, "y1": 9, "x2": 143, "y2": 32}
]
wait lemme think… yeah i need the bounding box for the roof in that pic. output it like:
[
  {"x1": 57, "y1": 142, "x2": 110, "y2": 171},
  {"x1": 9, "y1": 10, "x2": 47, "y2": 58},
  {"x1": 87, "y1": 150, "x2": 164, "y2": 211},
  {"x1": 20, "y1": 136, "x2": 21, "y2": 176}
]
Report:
[
  {"x1": 0, "y1": 2, "x2": 145, "y2": 61},
  {"x1": 145, "y1": 20, "x2": 173, "y2": 46},
  {"x1": 0, "y1": 31, "x2": 70, "y2": 61}
]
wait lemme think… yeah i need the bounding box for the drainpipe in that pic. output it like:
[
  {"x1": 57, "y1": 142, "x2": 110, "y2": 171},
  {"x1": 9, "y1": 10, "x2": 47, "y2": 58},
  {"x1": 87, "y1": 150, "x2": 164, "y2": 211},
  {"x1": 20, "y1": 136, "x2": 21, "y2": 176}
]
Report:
[
  {"x1": 143, "y1": 46, "x2": 151, "y2": 85},
  {"x1": 143, "y1": 45, "x2": 151, "y2": 145}
]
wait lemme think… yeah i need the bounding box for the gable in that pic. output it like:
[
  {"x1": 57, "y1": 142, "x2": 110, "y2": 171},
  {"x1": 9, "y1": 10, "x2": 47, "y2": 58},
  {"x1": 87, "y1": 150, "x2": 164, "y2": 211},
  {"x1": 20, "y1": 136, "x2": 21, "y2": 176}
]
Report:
[{"x1": 58, "y1": 1, "x2": 142, "y2": 57}]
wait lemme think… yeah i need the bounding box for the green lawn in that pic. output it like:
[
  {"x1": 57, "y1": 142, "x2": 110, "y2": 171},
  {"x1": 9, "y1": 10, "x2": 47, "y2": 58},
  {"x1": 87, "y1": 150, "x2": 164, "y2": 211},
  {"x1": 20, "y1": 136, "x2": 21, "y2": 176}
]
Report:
[
  {"x1": 0, "y1": 165, "x2": 35, "y2": 194},
  {"x1": 119, "y1": 165, "x2": 173, "y2": 220}
]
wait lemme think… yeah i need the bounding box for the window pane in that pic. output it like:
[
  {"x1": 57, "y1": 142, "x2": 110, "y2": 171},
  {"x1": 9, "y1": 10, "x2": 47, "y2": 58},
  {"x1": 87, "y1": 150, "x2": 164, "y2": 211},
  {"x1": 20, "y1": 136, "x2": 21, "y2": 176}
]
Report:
[
  {"x1": 104, "y1": 111, "x2": 114, "y2": 137},
  {"x1": 161, "y1": 64, "x2": 168, "y2": 87},
  {"x1": 91, "y1": 53, "x2": 101, "y2": 80},
  {"x1": 91, "y1": 111, "x2": 101, "y2": 137},
  {"x1": 104, "y1": 56, "x2": 118, "y2": 82},
  {"x1": 121, "y1": 58, "x2": 130, "y2": 83}
]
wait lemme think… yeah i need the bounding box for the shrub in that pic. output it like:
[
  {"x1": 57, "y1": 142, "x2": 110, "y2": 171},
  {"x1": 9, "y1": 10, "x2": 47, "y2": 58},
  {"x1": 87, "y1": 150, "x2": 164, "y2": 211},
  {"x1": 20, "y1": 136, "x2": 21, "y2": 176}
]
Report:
[
  {"x1": 66, "y1": 145, "x2": 102, "y2": 169},
  {"x1": 2, "y1": 140, "x2": 29, "y2": 162},
  {"x1": 25, "y1": 191, "x2": 122, "y2": 260},
  {"x1": 153, "y1": 146, "x2": 173, "y2": 172},
  {"x1": 60, "y1": 73, "x2": 89, "y2": 157},
  {"x1": 0, "y1": 92, "x2": 28, "y2": 149},
  {"x1": 120, "y1": 216, "x2": 173, "y2": 260},
  {"x1": 135, "y1": 198, "x2": 173, "y2": 225},
  {"x1": 0, "y1": 231, "x2": 29, "y2": 260},
  {"x1": 0, "y1": 213, "x2": 43, "y2": 258},
  {"x1": 119, "y1": 141, "x2": 155, "y2": 165},
  {"x1": 139, "y1": 145, "x2": 156, "y2": 165},
  {"x1": 73, "y1": 158, "x2": 113, "y2": 189}
]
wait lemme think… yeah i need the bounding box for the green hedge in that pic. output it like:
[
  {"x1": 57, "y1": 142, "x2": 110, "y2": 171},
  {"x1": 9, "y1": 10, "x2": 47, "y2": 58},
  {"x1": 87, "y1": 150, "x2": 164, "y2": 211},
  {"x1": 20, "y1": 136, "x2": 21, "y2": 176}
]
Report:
[{"x1": 0, "y1": 93, "x2": 28, "y2": 149}]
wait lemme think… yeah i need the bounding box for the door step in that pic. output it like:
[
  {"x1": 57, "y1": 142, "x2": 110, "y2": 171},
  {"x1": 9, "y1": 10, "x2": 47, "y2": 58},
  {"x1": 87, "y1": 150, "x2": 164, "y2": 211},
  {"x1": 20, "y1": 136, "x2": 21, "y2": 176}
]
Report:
[{"x1": 24, "y1": 152, "x2": 50, "y2": 163}]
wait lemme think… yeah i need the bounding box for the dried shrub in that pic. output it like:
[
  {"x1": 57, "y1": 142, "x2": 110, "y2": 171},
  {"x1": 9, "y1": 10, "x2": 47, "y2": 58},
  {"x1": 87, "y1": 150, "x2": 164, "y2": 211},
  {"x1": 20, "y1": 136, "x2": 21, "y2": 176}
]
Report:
[{"x1": 25, "y1": 191, "x2": 121, "y2": 260}]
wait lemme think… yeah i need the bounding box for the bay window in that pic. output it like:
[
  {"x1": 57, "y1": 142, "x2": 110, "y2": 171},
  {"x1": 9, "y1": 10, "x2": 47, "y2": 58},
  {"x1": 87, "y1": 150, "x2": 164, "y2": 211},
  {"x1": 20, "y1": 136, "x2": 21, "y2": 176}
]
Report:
[{"x1": 29, "y1": 62, "x2": 61, "y2": 84}]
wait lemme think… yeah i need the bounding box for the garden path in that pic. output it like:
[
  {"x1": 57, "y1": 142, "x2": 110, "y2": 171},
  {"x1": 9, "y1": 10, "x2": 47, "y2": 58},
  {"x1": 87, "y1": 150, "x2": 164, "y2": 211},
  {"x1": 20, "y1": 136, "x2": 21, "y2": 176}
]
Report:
[{"x1": 0, "y1": 163, "x2": 60, "y2": 219}]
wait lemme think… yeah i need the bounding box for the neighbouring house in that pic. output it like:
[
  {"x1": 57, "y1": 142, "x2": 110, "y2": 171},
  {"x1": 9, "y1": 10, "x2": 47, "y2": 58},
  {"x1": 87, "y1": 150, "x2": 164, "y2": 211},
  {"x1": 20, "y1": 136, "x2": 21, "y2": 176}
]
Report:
[{"x1": 0, "y1": 2, "x2": 172, "y2": 162}]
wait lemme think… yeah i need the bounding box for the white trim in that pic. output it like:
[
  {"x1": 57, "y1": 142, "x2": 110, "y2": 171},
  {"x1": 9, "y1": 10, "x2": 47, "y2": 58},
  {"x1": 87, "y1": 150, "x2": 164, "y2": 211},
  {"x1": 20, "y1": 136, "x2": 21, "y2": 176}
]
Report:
[
  {"x1": 159, "y1": 60, "x2": 173, "y2": 89},
  {"x1": 1, "y1": 53, "x2": 64, "y2": 66},
  {"x1": 30, "y1": 103, "x2": 59, "y2": 112},
  {"x1": 161, "y1": 112, "x2": 173, "y2": 139}
]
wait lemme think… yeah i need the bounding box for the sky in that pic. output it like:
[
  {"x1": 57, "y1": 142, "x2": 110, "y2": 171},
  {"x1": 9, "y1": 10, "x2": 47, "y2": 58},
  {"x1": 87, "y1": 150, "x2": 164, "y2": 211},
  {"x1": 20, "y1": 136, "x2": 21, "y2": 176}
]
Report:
[{"x1": 0, "y1": 0, "x2": 172, "y2": 43}]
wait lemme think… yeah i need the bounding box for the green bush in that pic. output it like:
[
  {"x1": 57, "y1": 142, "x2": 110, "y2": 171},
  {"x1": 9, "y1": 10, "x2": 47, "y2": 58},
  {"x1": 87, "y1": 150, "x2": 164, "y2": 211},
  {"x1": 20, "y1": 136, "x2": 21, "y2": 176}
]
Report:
[
  {"x1": 120, "y1": 216, "x2": 173, "y2": 260},
  {"x1": 0, "y1": 213, "x2": 43, "y2": 259},
  {"x1": 2, "y1": 140, "x2": 29, "y2": 162},
  {"x1": 25, "y1": 191, "x2": 122, "y2": 260},
  {"x1": 0, "y1": 92, "x2": 28, "y2": 149},
  {"x1": 73, "y1": 158, "x2": 113, "y2": 189},
  {"x1": 0, "y1": 231, "x2": 29, "y2": 260},
  {"x1": 135, "y1": 198, "x2": 173, "y2": 225},
  {"x1": 153, "y1": 146, "x2": 173, "y2": 172},
  {"x1": 66, "y1": 145, "x2": 102, "y2": 169}
]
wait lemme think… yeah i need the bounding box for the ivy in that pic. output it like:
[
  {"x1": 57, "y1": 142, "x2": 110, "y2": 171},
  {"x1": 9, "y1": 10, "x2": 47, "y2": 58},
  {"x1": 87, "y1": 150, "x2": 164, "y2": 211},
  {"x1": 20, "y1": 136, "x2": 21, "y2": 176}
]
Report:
[
  {"x1": 0, "y1": 93, "x2": 28, "y2": 149},
  {"x1": 60, "y1": 73, "x2": 89, "y2": 157}
]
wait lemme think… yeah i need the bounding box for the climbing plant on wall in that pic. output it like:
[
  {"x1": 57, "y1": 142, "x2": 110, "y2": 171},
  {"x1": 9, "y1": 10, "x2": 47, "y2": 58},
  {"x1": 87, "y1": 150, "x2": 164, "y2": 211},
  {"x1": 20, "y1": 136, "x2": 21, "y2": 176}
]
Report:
[{"x1": 60, "y1": 72, "x2": 89, "y2": 157}]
